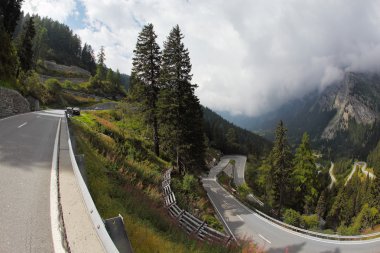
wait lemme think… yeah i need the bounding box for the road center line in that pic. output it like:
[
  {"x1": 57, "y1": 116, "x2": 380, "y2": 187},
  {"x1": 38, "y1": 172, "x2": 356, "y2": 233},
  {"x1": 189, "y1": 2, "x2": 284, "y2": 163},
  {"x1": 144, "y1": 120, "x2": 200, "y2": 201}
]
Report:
[
  {"x1": 259, "y1": 234, "x2": 271, "y2": 244},
  {"x1": 17, "y1": 122, "x2": 27, "y2": 128}
]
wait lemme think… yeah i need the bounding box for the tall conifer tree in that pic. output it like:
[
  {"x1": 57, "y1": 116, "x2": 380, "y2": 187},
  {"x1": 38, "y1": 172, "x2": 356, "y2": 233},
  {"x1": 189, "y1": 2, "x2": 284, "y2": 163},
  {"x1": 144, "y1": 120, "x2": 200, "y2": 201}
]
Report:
[
  {"x1": 17, "y1": 16, "x2": 35, "y2": 72},
  {"x1": 131, "y1": 24, "x2": 161, "y2": 156},
  {"x1": 0, "y1": 0, "x2": 23, "y2": 36},
  {"x1": 292, "y1": 132, "x2": 319, "y2": 213},
  {"x1": 270, "y1": 120, "x2": 292, "y2": 214},
  {"x1": 96, "y1": 46, "x2": 106, "y2": 80},
  {"x1": 158, "y1": 25, "x2": 205, "y2": 173}
]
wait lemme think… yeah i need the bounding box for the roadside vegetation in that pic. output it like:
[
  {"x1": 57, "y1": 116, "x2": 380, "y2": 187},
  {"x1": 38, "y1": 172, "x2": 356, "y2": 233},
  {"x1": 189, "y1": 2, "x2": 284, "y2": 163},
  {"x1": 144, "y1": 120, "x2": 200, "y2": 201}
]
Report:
[{"x1": 70, "y1": 108, "x2": 244, "y2": 252}]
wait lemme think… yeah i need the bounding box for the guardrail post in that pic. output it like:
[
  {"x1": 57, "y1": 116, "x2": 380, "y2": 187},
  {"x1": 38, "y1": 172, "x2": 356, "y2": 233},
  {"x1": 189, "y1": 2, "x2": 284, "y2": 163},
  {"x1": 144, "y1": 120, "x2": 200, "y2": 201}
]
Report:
[
  {"x1": 176, "y1": 210, "x2": 185, "y2": 220},
  {"x1": 225, "y1": 235, "x2": 233, "y2": 245},
  {"x1": 195, "y1": 221, "x2": 206, "y2": 235}
]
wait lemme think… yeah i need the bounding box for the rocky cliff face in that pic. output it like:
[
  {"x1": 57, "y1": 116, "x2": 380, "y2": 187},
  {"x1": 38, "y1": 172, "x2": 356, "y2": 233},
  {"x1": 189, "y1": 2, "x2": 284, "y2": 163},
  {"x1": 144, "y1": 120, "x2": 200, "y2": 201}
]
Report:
[
  {"x1": 318, "y1": 72, "x2": 380, "y2": 139},
  {"x1": 0, "y1": 87, "x2": 30, "y2": 118}
]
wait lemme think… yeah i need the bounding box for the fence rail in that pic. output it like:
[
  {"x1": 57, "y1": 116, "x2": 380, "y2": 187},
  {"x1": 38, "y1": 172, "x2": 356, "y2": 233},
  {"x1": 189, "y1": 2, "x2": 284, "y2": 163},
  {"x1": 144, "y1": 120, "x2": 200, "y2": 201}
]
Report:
[{"x1": 161, "y1": 169, "x2": 233, "y2": 245}]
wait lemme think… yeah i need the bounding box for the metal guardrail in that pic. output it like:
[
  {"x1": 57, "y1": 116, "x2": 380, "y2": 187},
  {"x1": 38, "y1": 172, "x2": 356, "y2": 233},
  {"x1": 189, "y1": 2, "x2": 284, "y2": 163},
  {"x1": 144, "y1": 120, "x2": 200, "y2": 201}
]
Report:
[
  {"x1": 66, "y1": 116, "x2": 120, "y2": 252},
  {"x1": 254, "y1": 208, "x2": 380, "y2": 240},
  {"x1": 162, "y1": 169, "x2": 233, "y2": 245}
]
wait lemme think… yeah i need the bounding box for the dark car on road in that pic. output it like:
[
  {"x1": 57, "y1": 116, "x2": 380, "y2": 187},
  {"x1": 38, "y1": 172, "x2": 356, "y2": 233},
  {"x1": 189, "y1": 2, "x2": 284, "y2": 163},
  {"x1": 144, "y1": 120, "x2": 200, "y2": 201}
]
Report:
[
  {"x1": 66, "y1": 107, "x2": 73, "y2": 115},
  {"x1": 73, "y1": 107, "x2": 81, "y2": 116}
]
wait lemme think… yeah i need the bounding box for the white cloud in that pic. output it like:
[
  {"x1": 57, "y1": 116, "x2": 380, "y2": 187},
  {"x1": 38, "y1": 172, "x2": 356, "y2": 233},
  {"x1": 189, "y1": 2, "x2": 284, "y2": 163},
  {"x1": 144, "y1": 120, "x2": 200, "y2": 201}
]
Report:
[
  {"x1": 22, "y1": 0, "x2": 380, "y2": 117},
  {"x1": 22, "y1": 0, "x2": 77, "y2": 22}
]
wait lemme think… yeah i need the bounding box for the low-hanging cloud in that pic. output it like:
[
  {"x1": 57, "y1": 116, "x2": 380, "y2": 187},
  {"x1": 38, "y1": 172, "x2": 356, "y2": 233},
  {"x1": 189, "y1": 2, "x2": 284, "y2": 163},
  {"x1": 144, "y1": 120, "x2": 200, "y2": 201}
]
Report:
[{"x1": 23, "y1": 0, "x2": 380, "y2": 117}]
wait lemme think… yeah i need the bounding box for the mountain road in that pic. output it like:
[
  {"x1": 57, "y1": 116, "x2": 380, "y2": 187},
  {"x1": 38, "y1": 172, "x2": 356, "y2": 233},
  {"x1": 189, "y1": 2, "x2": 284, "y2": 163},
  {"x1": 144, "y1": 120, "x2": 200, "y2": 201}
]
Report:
[{"x1": 203, "y1": 156, "x2": 380, "y2": 253}]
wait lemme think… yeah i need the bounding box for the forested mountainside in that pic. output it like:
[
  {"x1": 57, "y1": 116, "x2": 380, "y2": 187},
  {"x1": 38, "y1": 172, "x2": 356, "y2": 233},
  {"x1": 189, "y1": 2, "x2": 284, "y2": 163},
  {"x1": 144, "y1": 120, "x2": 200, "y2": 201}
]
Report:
[
  {"x1": 1, "y1": 11, "x2": 128, "y2": 104},
  {"x1": 14, "y1": 13, "x2": 130, "y2": 90},
  {"x1": 203, "y1": 106, "x2": 271, "y2": 158},
  {"x1": 225, "y1": 72, "x2": 380, "y2": 159}
]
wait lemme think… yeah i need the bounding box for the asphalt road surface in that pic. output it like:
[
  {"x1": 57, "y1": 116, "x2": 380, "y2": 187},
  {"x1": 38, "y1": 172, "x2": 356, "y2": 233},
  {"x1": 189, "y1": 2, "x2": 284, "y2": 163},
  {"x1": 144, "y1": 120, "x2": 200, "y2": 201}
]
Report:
[
  {"x1": 203, "y1": 156, "x2": 380, "y2": 253},
  {"x1": 0, "y1": 110, "x2": 63, "y2": 252}
]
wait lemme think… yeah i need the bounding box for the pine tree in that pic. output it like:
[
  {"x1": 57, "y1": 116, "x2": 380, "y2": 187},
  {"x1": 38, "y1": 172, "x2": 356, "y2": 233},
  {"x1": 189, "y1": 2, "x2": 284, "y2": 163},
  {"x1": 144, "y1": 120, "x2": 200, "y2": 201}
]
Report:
[
  {"x1": 131, "y1": 24, "x2": 161, "y2": 156},
  {"x1": 370, "y1": 170, "x2": 380, "y2": 209},
  {"x1": 292, "y1": 132, "x2": 319, "y2": 213},
  {"x1": 315, "y1": 190, "x2": 327, "y2": 218},
  {"x1": 115, "y1": 69, "x2": 122, "y2": 87},
  {"x1": 17, "y1": 16, "x2": 35, "y2": 72},
  {"x1": 269, "y1": 120, "x2": 292, "y2": 215},
  {"x1": 96, "y1": 46, "x2": 106, "y2": 80},
  {"x1": 81, "y1": 43, "x2": 97, "y2": 75},
  {"x1": 158, "y1": 25, "x2": 205, "y2": 174},
  {"x1": 0, "y1": 0, "x2": 23, "y2": 36},
  {"x1": 0, "y1": 23, "x2": 18, "y2": 79}
]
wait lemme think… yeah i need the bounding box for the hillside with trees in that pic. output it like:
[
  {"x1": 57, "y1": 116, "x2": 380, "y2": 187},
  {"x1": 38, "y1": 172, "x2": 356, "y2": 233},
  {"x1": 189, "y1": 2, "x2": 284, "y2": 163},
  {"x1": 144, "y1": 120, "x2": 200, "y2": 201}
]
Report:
[
  {"x1": 0, "y1": 5, "x2": 130, "y2": 106},
  {"x1": 247, "y1": 121, "x2": 380, "y2": 234},
  {"x1": 203, "y1": 106, "x2": 271, "y2": 158},
  {"x1": 130, "y1": 24, "x2": 206, "y2": 174}
]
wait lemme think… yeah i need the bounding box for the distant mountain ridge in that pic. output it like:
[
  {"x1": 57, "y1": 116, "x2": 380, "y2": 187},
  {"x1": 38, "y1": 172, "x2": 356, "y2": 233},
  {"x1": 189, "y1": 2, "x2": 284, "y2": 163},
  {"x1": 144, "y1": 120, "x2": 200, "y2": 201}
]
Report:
[
  {"x1": 222, "y1": 72, "x2": 380, "y2": 158},
  {"x1": 318, "y1": 72, "x2": 380, "y2": 140}
]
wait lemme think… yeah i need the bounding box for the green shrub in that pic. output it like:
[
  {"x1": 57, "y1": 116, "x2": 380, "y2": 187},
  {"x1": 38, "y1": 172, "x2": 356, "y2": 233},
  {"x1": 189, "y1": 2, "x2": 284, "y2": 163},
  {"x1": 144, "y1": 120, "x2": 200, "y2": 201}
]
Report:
[
  {"x1": 19, "y1": 71, "x2": 51, "y2": 103},
  {"x1": 45, "y1": 78, "x2": 61, "y2": 93},
  {"x1": 237, "y1": 183, "x2": 251, "y2": 198},
  {"x1": 301, "y1": 214, "x2": 319, "y2": 229},
  {"x1": 62, "y1": 80, "x2": 74, "y2": 89},
  {"x1": 351, "y1": 204, "x2": 379, "y2": 231},
  {"x1": 283, "y1": 208, "x2": 301, "y2": 226},
  {"x1": 182, "y1": 173, "x2": 197, "y2": 192},
  {"x1": 337, "y1": 224, "x2": 357, "y2": 235}
]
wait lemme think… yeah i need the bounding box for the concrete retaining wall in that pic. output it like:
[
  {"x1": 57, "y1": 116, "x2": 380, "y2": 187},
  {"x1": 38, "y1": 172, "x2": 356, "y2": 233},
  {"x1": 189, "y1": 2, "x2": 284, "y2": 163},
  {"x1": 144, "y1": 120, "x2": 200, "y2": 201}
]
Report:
[{"x1": 0, "y1": 87, "x2": 30, "y2": 118}]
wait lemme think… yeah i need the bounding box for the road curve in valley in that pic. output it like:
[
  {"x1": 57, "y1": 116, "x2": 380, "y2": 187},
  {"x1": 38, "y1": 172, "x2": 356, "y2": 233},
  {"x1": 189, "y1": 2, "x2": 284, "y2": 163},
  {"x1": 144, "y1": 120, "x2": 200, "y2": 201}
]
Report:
[
  {"x1": 345, "y1": 162, "x2": 375, "y2": 186},
  {"x1": 0, "y1": 110, "x2": 64, "y2": 252},
  {"x1": 329, "y1": 162, "x2": 336, "y2": 189},
  {"x1": 221, "y1": 155, "x2": 247, "y2": 186},
  {"x1": 359, "y1": 162, "x2": 376, "y2": 180},
  {"x1": 202, "y1": 156, "x2": 380, "y2": 253}
]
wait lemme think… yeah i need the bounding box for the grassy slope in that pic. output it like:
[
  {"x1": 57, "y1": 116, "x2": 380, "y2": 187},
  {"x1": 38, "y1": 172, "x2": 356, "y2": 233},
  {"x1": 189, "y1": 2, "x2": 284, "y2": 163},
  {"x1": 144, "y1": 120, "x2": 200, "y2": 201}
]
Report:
[{"x1": 70, "y1": 106, "x2": 241, "y2": 253}]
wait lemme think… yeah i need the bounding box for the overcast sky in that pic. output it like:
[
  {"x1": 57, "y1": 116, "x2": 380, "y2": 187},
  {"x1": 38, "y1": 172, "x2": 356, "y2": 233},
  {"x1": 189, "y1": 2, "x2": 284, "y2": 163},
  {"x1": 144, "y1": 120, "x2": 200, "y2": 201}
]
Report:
[{"x1": 22, "y1": 0, "x2": 380, "y2": 117}]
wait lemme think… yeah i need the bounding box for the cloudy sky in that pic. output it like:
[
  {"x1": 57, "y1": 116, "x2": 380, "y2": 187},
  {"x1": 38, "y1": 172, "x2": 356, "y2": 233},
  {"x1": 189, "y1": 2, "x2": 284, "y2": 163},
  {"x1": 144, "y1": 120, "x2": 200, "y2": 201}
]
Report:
[{"x1": 22, "y1": 0, "x2": 380, "y2": 117}]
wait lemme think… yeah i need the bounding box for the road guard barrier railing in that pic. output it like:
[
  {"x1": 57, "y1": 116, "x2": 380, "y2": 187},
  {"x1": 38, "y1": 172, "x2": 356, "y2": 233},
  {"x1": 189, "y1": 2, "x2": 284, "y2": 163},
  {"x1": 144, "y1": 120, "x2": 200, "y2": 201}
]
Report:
[
  {"x1": 254, "y1": 207, "x2": 380, "y2": 241},
  {"x1": 66, "y1": 116, "x2": 120, "y2": 252},
  {"x1": 162, "y1": 169, "x2": 233, "y2": 245}
]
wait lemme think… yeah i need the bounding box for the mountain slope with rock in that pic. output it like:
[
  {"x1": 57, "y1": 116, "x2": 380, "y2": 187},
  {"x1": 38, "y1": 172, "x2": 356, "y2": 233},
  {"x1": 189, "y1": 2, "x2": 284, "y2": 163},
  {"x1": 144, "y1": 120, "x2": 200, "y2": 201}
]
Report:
[{"x1": 224, "y1": 72, "x2": 380, "y2": 158}]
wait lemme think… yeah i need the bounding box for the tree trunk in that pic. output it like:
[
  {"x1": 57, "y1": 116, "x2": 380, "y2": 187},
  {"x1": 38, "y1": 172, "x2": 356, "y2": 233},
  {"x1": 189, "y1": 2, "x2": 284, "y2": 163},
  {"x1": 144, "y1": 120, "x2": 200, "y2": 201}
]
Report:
[
  {"x1": 153, "y1": 116, "x2": 159, "y2": 156},
  {"x1": 176, "y1": 146, "x2": 182, "y2": 175}
]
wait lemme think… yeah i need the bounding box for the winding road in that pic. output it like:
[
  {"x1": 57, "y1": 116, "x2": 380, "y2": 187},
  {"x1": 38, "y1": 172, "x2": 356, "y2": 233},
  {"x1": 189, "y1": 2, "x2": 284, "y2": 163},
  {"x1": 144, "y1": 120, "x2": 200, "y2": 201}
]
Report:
[
  {"x1": 203, "y1": 156, "x2": 380, "y2": 253},
  {"x1": 329, "y1": 162, "x2": 336, "y2": 189},
  {"x1": 345, "y1": 162, "x2": 375, "y2": 186}
]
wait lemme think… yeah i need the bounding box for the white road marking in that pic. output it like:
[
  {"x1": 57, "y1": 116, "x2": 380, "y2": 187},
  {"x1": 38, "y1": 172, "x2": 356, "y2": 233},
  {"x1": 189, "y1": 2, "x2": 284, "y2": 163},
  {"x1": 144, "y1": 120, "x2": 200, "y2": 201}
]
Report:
[
  {"x1": 50, "y1": 119, "x2": 66, "y2": 253},
  {"x1": 259, "y1": 234, "x2": 271, "y2": 244},
  {"x1": 237, "y1": 214, "x2": 244, "y2": 221},
  {"x1": 17, "y1": 122, "x2": 27, "y2": 128}
]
